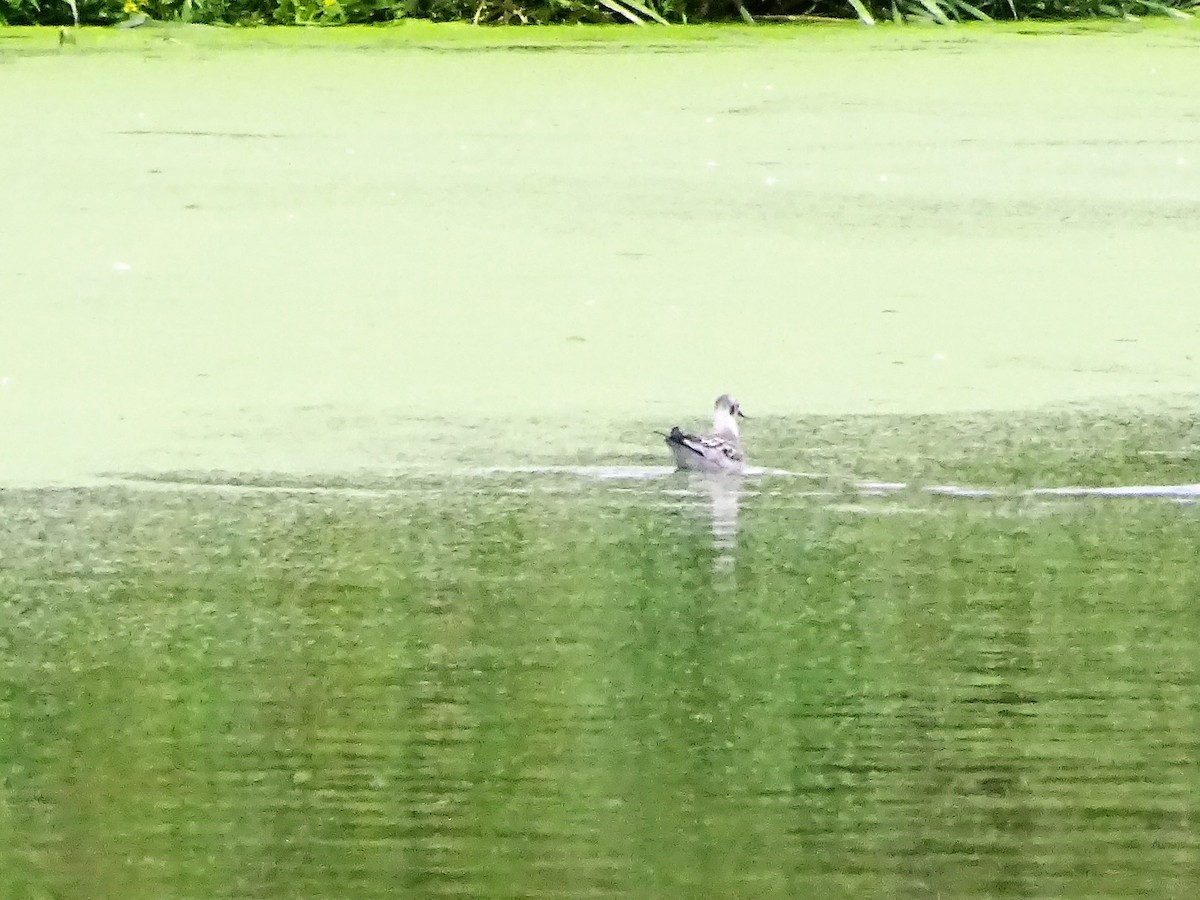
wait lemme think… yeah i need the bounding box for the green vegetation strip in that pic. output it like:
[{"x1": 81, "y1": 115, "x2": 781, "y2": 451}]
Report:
[{"x1": 1, "y1": 0, "x2": 1195, "y2": 27}]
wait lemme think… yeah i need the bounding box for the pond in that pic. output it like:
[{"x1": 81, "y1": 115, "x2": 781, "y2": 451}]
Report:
[{"x1": 2, "y1": 20, "x2": 1200, "y2": 898}]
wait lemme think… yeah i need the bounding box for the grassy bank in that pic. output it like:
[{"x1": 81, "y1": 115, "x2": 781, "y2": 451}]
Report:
[
  {"x1": 3, "y1": 16, "x2": 1199, "y2": 51},
  {"x1": 2, "y1": 0, "x2": 1196, "y2": 28}
]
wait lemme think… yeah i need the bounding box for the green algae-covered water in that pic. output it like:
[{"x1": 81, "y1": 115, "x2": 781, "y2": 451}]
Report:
[
  {"x1": 3, "y1": 22, "x2": 1200, "y2": 898},
  {"x1": 2, "y1": 21, "x2": 1200, "y2": 483}
]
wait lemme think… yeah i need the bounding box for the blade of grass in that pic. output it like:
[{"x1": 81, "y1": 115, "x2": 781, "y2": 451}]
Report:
[
  {"x1": 917, "y1": 0, "x2": 953, "y2": 23},
  {"x1": 950, "y1": 0, "x2": 993, "y2": 19},
  {"x1": 619, "y1": 0, "x2": 673, "y2": 24},
  {"x1": 596, "y1": 0, "x2": 646, "y2": 24},
  {"x1": 847, "y1": 0, "x2": 877, "y2": 24}
]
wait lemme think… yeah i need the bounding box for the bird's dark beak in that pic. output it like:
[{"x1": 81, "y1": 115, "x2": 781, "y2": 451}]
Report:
[{"x1": 737, "y1": 409, "x2": 748, "y2": 419}]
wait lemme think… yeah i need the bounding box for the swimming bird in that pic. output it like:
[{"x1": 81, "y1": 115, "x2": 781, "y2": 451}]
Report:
[{"x1": 664, "y1": 394, "x2": 747, "y2": 474}]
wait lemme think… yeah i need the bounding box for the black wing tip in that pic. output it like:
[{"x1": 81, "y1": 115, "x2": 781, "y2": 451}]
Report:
[{"x1": 664, "y1": 426, "x2": 705, "y2": 458}]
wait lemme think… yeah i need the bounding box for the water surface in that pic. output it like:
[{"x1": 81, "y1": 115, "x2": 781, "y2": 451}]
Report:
[
  {"x1": 3, "y1": 462, "x2": 1199, "y2": 898},
  {"x1": 3, "y1": 23, "x2": 1200, "y2": 484},
  {"x1": 3, "y1": 22, "x2": 1200, "y2": 897}
]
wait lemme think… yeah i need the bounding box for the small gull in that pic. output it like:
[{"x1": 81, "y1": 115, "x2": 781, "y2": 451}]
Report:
[{"x1": 663, "y1": 394, "x2": 748, "y2": 474}]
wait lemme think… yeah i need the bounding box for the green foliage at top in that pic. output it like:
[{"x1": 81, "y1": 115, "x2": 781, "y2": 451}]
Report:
[{"x1": 1, "y1": 0, "x2": 1195, "y2": 25}]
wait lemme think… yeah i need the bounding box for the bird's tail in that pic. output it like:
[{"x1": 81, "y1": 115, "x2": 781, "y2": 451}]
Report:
[{"x1": 660, "y1": 427, "x2": 686, "y2": 445}]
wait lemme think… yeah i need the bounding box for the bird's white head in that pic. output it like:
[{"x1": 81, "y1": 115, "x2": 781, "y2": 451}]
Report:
[{"x1": 712, "y1": 394, "x2": 746, "y2": 440}]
